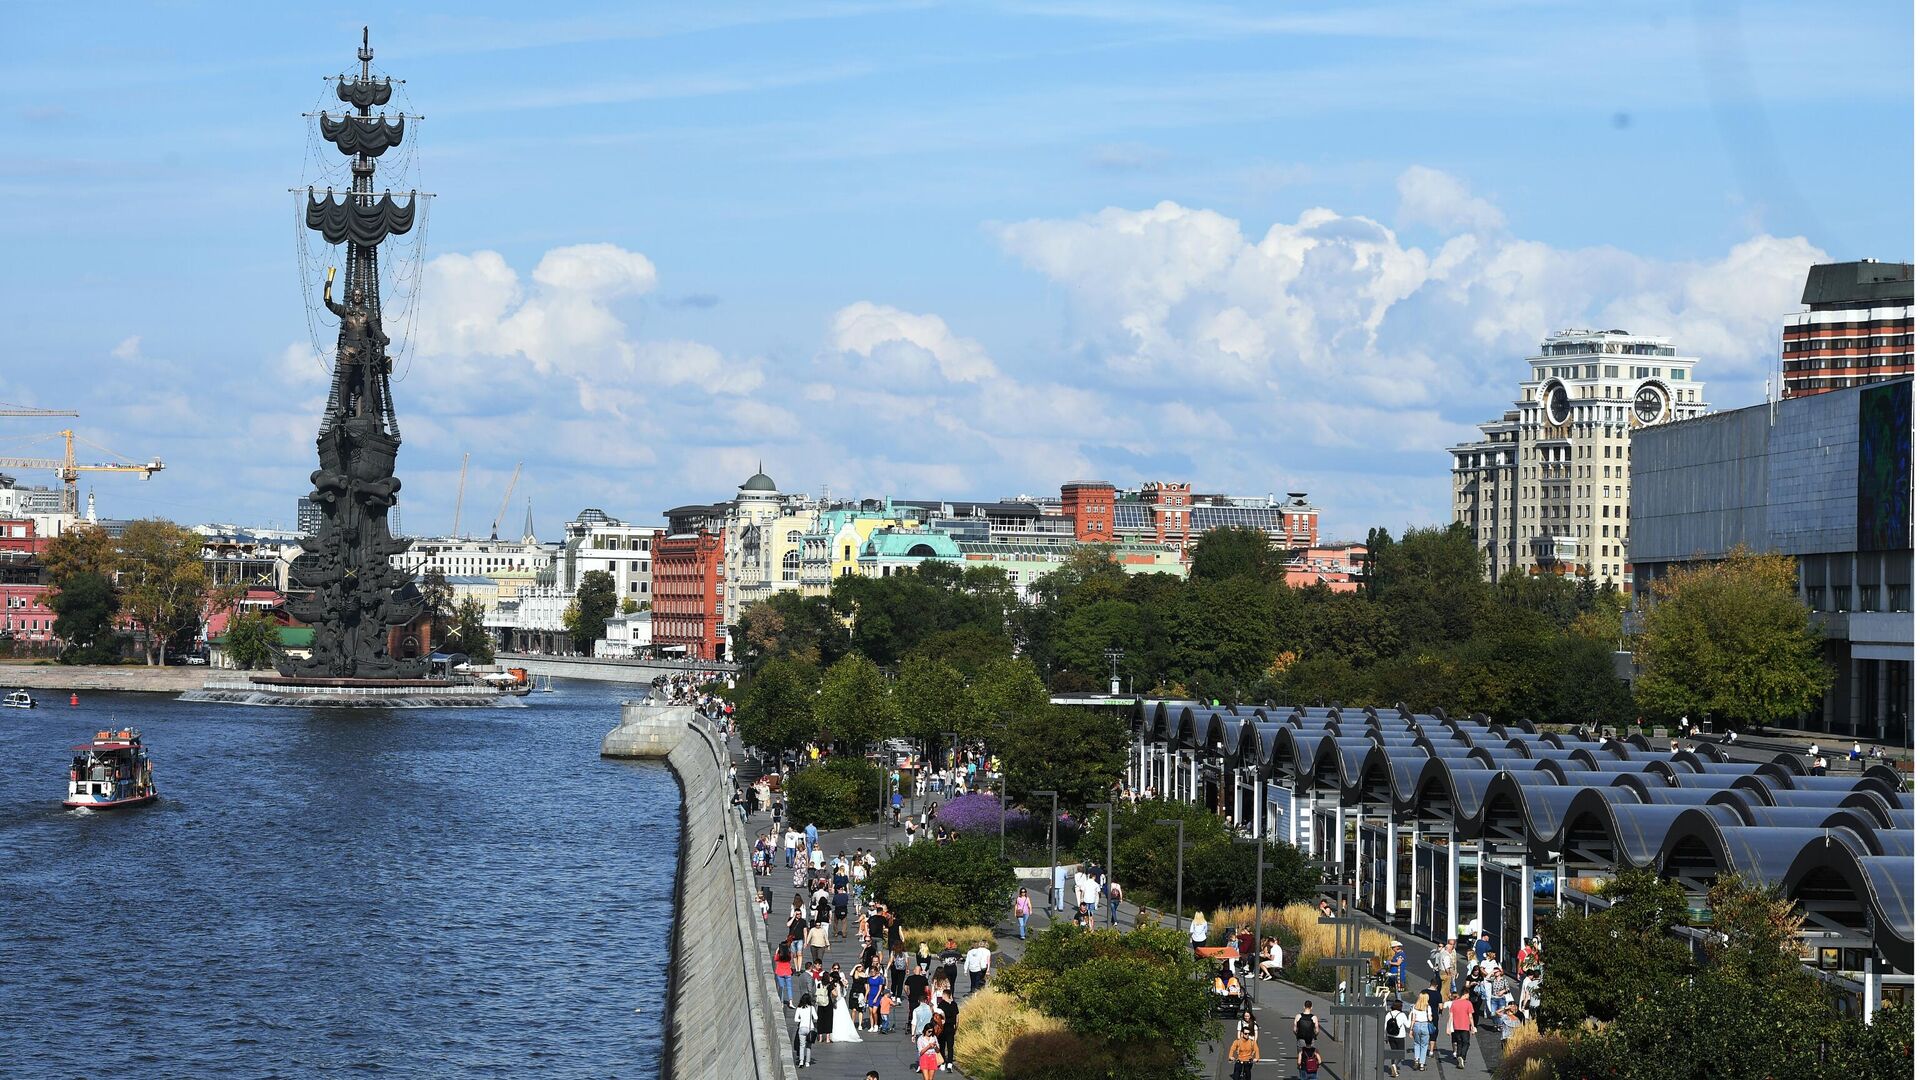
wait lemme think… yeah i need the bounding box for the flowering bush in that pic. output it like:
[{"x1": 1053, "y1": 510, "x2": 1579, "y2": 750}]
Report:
[{"x1": 934, "y1": 793, "x2": 1028, "y2": 834}]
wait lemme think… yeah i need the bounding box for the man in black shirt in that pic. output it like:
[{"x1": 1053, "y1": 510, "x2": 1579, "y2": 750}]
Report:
[
  {"x1": 903, "y1": 965, "x2": 931, "y2": 1033},
  {"x1": 936, "y1": 987, "x2": 960, "y2": 1067},
  {"x1": 938, "y1": 939, "x2": 962, "y2": 990}
]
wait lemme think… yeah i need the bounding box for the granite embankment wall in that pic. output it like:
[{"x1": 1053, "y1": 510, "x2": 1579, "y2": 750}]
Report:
[
  {"x1": 604, "y1": 704, "x2": 793, "y2": 1080},
  {"x1": 501, "y1": 654, "x2": 739, "y2": 686},
  {"x1": 0, "y1": 664, "x2": 209, "y2": 693}
]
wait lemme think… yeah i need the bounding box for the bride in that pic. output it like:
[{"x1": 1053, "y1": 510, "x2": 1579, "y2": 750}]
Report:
[{"x1": 831, "y1": 969, "x2": 864, "y2": 1043}]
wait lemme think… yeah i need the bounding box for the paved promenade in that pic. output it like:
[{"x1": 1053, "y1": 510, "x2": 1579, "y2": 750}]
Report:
[{"x1": 732, "y1": 756, "x2": 1503, "y2": 1077}]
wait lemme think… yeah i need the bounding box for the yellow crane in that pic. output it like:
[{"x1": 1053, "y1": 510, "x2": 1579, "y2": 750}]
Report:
[
  {"x1": 488, "y1": 461, "x2": 522, "y2": 540},
  {"x1": 0, "y1": 429, "x2": 165, "y2": 515}
]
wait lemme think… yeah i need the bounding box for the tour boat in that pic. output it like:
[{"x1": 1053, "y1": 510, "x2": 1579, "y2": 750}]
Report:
[
  {"x1": 64, "y1": 728, "x2": 158, "y2": 810},
  {"x1": 3, "y1": 689, "x2": 35, "y2": 709}
]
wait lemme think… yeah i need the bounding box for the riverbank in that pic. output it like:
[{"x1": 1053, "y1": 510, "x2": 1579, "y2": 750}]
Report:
[
  {"x1": 0, "y1": 663, "x2": 208, "y2": 694},
  {"x1": 605, "y1": 703, "x2": 793, "y2": 1080}
]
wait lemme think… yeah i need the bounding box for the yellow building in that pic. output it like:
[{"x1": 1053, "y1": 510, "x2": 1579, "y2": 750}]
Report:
[{"x1": 800, "y1": 501, "x2": 924, "y2": 597}]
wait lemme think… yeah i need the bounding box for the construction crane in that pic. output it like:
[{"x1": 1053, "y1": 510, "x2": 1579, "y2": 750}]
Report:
[
  {"x1": 450, "y1": 452, "x2": 470, "y2": 538},
  {"x1": 0, "y1": 402, "x2": 78, "y2": 419},
  {"x1": 0, "y1": 429, "x2": 164, "y2": 515},
  {"x1": 489, "y1": 461, "x2": 522, "y2": 540}
]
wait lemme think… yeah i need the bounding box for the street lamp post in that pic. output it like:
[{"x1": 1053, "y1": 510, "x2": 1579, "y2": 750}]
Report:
[
  {"x1": 1103, "y1": 647, "x2": 1124, "y2": 696},
  {"x1": 1236, "y1": 834, "x2": 1267, "y2": 1001},
  {"x1": 1036, "y1": 789, "x2": 1060, "y2": 914},
  {"x1": 997, "y1": 771, "x2": 1008, "y2": 861},
  {"x1": 1154, "y1": 817, "x2": 1187, "y2": 923},
  {"x1": 1091, "y1": 801, "x2": 1117, "y2": 926}
]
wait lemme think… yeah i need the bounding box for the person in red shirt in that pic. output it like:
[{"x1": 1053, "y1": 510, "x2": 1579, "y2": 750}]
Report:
[{"x1": 1446, "y1": 987, "x2": 1476, "y2": 1064}]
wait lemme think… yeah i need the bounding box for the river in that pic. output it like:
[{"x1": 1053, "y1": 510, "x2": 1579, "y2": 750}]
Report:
[{"x1": 0, "y1": 678, "x2": 676, "y2": 1078}]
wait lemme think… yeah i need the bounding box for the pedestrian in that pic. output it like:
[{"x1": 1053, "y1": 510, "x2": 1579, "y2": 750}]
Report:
[
  {"x1": 1014, "y1": 887, "x2": 1032, "y2": 940},
  {"x1": 1411, "y1": 992, "x2": 1434, "y2": 1071},
  {"x1": 1385, "y1": 940, "x2": 1407, "y2": 992},
  {"x1": 1293, "y1": 1000, "x2": 1327, "y2": 1048},
  {"x1": 784, "y1": 827, "x2": 800, "y2": 868},
  {"x1": 938, "y1": 938, "x2": 962, "y2": 990},
  {"x1": 773, "y1": 937, "x2": 795, "y2": 1004},
  {"x1": 936, "y1": 986, "x2": 960, "y2": 1069},
  {"x1": 792, "y1": 999, "x2": 816, "y2": 1068},
  {"x1": 1384, "y1": 998, "x2": 1409, "y2": 1077},
  {"x1": 1228, "y1": 1025, "x2": 1260, "y2": 1080},
  {"x1": 915, "y1": 1023, "x2": 941, "y2": 1080},
  {"x1": 1472, "y1": 930, "x2": 1494, "y2": 967},
  {"x1": 1430, "y1": 940, "x2": 1457, "y2": 997},
  {"x1": 807, "y1": 920, "x2": 830, "y2": 966},
  {"x1": 1296, "y1": 1042, "x2": 1323, "y2": 1080},
  {"x1": 1189, "y1": 910, "x2": 1209, "y2": 954},
  {"x1": 964, "y1": 939, "x2": 992, "y2": 992},
  {"x1": 1447, "y1": 987, "x2": 1475, "y2": 1064},
  {"x1": 1105, "y1": 877, "x2": 1123, "y2": 926}
]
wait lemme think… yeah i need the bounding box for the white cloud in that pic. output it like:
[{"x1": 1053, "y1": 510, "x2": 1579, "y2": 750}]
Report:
[
  {"x1": 110, "y1": 335, "x2": 141, "y2": 361},
  {"x1": 829, "y1": 301, "x2": 999, "y2": 383},
  {"x1": 1396, "y1": 165, "x2": 1506, "y2": 233}
]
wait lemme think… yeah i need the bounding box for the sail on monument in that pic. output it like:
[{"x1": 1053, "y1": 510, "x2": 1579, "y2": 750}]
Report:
[{"x1": 278, "y1": 28, "x2": 425, "y2": 680}]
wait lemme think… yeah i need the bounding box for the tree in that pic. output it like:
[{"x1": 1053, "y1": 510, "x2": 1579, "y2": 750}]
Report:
[
  {"x1": 419, "y1": 568, "x2": 454, "y2": 650},
  {"x1": 1536, "y1": 868, "x2": 1692, "y2": 1029},
  {"x1": 736, "y1": 657, "x2": 820, "y2": 757},
  {"x1": 894, "y1": 655, "x2": 968, "y2": 756},
  {"x1": 866, "y1": 834, "x2": 1016, "y2": 927},
  {"x1": 117, "y1": 519, "x2": 209, "y2": 665},
  {"x1": 1630, "y1": 547, "x2": 1831, "y2": 728},
  {"x1": 223, "y1": 609, "x2": 280, "y2": 671},
  {"x1": 619, "y1": 597, "x2": 641, "y2": 614},
  {"x1": 1001, "y1": 704, "x2": 1127, "y2": 812},
  {"x1": 48, "y1": 570, "x2": 120, "y2": 665},
  {"x1": 1188, "y1": 525, "x2": 1281, "y2": 582},
  {"x1": 39, "y1": 524, "x2": 119, "y2": 586},
  {"x1": 1160, "y1": 577, "x2": 1277, "y2": 701},
  {"x1": 1000, "y1": 923, "x2": 1213, "y2": 1077},
  {"x1": 452, "y1": 596, "x2": 494, "y2": 663},
  {"x1": 1369, "y1": 523, "x2": 1492, "y2": 645},
  {"x1": 565, "y1": 569, "x2": 617, "y2": 654},
  {"x1": 965, "y1": 657, "x2": 1050, "y2": 748},
  {"x1": 783, "y1": 758, "x2": 882, "y2": 830},
  {"x1": 813, "y1": 653, "x2": 897, "y2": 751}
]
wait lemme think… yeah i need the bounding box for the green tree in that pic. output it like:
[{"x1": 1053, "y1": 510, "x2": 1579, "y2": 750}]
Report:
[
  {"x1": 420, "y1": 567, "x2": 454, "y2": 649},
  {"x1": 866, "y1": 834, "x2": 1016, "y2": 927},
  {"x1": 452, "y1": 596, "x2": 494, "y2": 663},
  {"x1": 736, "y1": 656, "x2": 820, "y2": 756},
  {"x1": 894, "y1": 655, "x2": 968, "y2": 755},
  {"x1": 564, "y1": 569, "x2": 618, "y2": 654},
  {"x1": 783, "y1": 758, "x2": 882, "y2": 830},
  {"x1": 1369, "y1": 523, "x2": 1492, "y2": 645},
  {"x1": 117, "y1": 519, "x2": 210, "y2": 665},
  {"x1": 1536, "y1": 868, "x2": 1692, "y2": 1028},
  {"x1": 222, "y1": 609, "x2": 280, "y2": 670},
  {"x1": 1188, "y1": 525, "x2": 1282, "y2": 582},
  {"x1": 1161, "y1": 577, "x2": 1277, "y2": 701},
  {"x1": 814, "y1": 653, "x2": 897, "y2": 751},
  {"x1": 966, "y1": 657, "x2": 1050, "y2": 748},
  {"x1": 39, "y1": 524, "x2": 120, "y2": 586},
  {"x1": 1000, "y1": 705, "x2": 1127, "y2": 812},
  {"x1": 48, "y1": 570, "x2": 121, "y2": 665},
  {"x1": 1000, "y1": 923, "x2": 1213, "y2": 1076},
  {"x1": 1630, "y1": 547, "x2": 1831, "y2": 728}
]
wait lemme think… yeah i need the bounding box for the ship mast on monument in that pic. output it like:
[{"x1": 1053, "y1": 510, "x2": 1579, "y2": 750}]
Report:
[{"x1": 280, "y1": 28, "x2": 424, "y2": 680}]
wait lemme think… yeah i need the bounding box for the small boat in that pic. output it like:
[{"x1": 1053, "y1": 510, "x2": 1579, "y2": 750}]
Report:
[
  {"x1": 4, "y1": 689, "x2": 36, "y2": 709},
  {"x1": 538, "y1": 674, "x2": 555, "y2": 693},
  {"x1": 64, "y1": 728, "x2": 158, "y2": 810}
]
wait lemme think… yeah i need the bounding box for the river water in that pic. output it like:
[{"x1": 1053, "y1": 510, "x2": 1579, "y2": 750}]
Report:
[{"x1": 0, "y1": 678, "x2": 677, "y2": 1078}]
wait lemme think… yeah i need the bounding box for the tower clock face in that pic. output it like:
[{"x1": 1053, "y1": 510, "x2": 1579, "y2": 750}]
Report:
[
  {"x1": 1634, "y1": 382, "x2": 1666, "y2": 424},
  {"x1": 1544, "y1": 381, "x2": 1571, "y2": 425}
]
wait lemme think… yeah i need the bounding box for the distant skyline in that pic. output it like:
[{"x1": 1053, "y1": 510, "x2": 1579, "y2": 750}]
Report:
[{"x1": 0, "y1": 2, "x2": 1910, "y2": 540}]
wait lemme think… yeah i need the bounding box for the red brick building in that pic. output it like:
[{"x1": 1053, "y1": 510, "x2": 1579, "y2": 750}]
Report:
[
  {"x1": 654, "y1": 508, "x2": 726, "y2": 660},
  {"x1": 1060, "y1": 481, "x2": 1116, "y2": 541},
  {"x1": 1782, "y1": 261, "x2": 1914, "y2": 399}
]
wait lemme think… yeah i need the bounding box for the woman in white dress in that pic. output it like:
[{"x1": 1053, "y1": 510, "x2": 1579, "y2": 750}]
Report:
[{"x1": 830, "y1": 978, "x2": 863, "y2": 1043}]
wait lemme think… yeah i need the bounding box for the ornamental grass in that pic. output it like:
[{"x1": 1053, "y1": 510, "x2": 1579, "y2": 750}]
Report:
[
  {"x1": 1493, "y1": 1020, "x2": 1572, "y2": 1080},
  {"x1": 899, "y1": 925, "x2": 999, "y2": 954},
  {"x1": 953, "y1": 987, "x2": 1070, "y2": 1080}
]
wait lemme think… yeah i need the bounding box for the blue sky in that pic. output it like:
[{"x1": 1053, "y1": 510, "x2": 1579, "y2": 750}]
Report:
[{"x1": 0, "y1": 1, "x2": 1910, "y2": 539}]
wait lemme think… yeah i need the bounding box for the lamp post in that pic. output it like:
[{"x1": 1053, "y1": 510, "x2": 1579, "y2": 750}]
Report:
[
  {"x1": 1103, "y1": 647, "x2": 1124, "y2": 696},
  {"x1": 1154, "y1": 817, "x2": 1188, "y2": 923},
  {"x1": 997, "y1": 770, "x2": 1008, "y2": 861},
  {"x1": 1091, "y1": 801, "x2": 1117, "y2": 926},
  {"x1": 1036, "y1": 789, "x2": 1060, "y2": 914},
  {"x1": 1236, "y1": 834, "x2": 1267, "y2": 1002}
]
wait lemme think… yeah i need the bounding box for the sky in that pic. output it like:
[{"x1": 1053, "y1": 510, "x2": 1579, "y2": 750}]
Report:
[{"x1": 0, "y1": 1, "x2": 1911, "y2": 541}]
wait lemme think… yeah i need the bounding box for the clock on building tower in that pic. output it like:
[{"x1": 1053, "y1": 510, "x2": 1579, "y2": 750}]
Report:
[{"x1": 1633, "y1": 382, "x2": 1667, "y2": 425}]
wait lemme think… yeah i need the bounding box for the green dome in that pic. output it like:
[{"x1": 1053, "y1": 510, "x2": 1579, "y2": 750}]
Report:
[{"x1": 740, "y1": 468, "x2": 777, "y2": 492}]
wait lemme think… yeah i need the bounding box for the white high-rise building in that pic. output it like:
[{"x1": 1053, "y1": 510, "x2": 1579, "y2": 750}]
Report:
[{"x1": 1449, "y1": 329, "x2": 1709, "y2": 585}]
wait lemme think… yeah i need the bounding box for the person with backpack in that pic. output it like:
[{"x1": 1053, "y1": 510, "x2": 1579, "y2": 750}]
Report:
[
  {"x1": 1296, "y1": 1042, "x2": 1323, "y2": 1080},
  {"x1": 1384, "y1": 999, "x2": 1410, "y2": 1076},
  {"x1": 1430, "y1": 940, "x2": 1457, "y2": 997},
  {"x1": 1293, "y1": 1000, "x2": 1329, "y2": 1048}
]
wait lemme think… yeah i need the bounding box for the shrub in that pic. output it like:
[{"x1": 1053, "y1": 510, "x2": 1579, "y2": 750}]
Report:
[
  {"x1": 1267, "y1": 903, "x2": 1394, "y2": 993},
  {"x1": 998, "y1": 923, "x2": 1212, "y2": 1073},
  {"x1": 868, "y1": 834, "x2": 1017, "y2": 928},
  {"x1": 954, "y1": 987, "x2": 1070, "y2": 1080},
  {"x1": 899, "y1": 925, "x2": 998, "y2": 955},
  {"x1": 1000, "y1": 1029, "x2": 1186, "y2": 1080},
  {"x1": 934, "y1": 792, "x2": 1029, "y2": 834},
  {"x1": 784, "y1": 758, "x2": 882, "y2": 830}
]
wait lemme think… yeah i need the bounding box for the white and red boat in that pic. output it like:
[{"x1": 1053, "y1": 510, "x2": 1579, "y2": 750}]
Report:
[{"x1": 64, "y1": 728, "x2": 158, "y2": 810}]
